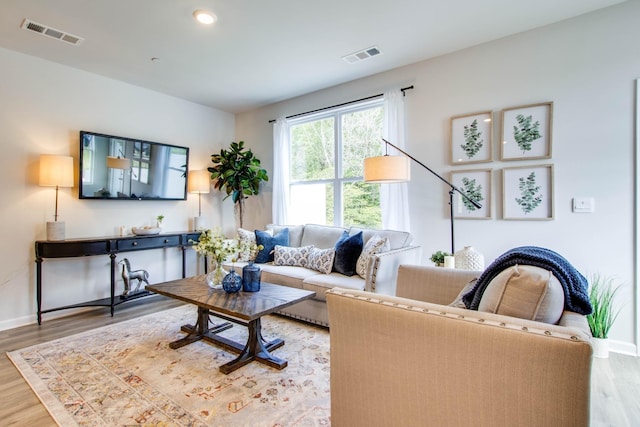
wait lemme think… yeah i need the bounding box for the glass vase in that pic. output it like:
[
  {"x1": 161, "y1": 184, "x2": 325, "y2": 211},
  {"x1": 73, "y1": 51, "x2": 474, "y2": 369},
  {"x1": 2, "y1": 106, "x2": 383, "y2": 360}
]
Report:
[
  {"x1": 206, "y1": 263, "x2": 227, "y2": 289},
  {"x1": 242, "y1": 262, "x2": 262, "y2": 292},
  {"x1": 222, "y1": 269, "x2": 242, "y2": 293}
]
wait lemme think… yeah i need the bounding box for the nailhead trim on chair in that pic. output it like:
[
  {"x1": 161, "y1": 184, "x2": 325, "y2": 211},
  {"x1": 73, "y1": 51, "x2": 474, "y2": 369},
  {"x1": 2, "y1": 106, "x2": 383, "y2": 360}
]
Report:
[{"x1": 328, "y1": 288, "x2": 588, "y2": 342}]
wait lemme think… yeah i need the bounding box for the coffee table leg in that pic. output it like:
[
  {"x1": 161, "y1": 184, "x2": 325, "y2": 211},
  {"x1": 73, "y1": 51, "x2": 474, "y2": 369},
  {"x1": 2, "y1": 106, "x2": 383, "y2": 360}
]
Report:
[
  {"x1": 219, "y1": 317, "x2": 286, "y2": 374},
  {"x1": 169, "y1": 307, "x2": 232, "y2": 349}
]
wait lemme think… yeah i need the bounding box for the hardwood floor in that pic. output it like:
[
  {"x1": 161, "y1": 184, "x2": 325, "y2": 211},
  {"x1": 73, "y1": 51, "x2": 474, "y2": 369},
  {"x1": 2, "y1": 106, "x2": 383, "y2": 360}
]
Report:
[{"x1": 1, "y1": 296, "x2": 639, "y2": 426}]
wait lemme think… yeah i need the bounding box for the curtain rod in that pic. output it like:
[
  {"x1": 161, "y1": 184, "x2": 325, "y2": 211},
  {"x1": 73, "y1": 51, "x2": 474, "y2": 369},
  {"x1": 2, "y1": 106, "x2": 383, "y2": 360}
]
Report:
[{"x1": 268, "y1": 85, "x2": 414, "y2": 123}]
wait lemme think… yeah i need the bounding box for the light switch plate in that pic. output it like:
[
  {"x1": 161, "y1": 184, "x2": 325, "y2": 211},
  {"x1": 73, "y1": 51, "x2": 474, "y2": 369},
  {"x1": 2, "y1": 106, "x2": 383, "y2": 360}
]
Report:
[{"x1": 573, "y1": 197, "x2": 594, "y2": 213}]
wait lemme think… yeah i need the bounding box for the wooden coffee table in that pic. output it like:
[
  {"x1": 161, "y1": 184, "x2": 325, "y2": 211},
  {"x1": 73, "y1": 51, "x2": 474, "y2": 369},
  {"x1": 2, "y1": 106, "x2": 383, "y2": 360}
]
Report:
[{"x1": 146, "y1": 275, "x2": 315, "y2": 374}]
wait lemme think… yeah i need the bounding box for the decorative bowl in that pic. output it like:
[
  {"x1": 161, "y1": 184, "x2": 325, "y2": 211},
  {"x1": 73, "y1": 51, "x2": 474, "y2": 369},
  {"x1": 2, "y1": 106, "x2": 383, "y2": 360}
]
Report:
[{"x1": 132, "y1": 227, "x2": 161, "y2": 236}]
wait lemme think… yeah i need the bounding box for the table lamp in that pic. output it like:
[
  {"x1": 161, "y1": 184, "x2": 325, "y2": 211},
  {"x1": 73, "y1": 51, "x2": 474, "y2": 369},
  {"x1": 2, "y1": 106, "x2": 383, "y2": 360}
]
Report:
[
  {"x1": 39, "y1": 154, "x2": 74, "y2": 241},
  {"x1": 188, "y1": 170, "x2": 210, "y2": 231}
]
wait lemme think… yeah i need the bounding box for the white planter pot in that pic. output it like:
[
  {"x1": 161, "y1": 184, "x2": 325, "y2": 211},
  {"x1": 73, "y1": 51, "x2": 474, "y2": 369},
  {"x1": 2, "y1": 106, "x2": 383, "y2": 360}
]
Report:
[{"x1": 592, "y1": 337, "x2": 609, "y2": 358}]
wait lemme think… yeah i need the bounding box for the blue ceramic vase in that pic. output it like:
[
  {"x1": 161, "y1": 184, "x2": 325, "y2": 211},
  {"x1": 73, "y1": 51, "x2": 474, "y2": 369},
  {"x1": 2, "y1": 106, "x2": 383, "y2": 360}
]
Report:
[
  {"x1": 222, "y1": 269, "x2": 242, "y2": 293},
  {"x1": 242, "y1": 262, "x2": 261, "y2": 292}
]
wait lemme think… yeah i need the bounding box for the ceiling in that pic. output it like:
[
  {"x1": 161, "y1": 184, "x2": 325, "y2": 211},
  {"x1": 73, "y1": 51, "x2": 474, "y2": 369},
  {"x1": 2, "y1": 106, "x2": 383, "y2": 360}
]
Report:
[{"x1": 0, "y1": 0, "x2": 625, "y2": 114}]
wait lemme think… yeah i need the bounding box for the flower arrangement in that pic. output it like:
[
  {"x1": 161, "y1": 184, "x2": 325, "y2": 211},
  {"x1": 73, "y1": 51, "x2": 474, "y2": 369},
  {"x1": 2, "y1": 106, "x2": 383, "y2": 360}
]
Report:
[{"x1": 192, "y1": 228, "x2": 236, "y2": 266}]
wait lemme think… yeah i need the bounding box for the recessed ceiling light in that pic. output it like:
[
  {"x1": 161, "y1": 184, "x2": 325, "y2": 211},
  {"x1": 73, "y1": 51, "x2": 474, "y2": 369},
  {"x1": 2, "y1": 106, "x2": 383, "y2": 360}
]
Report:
[{"x1": 193, "y1": 9, "x2": 217, "y2": 25}]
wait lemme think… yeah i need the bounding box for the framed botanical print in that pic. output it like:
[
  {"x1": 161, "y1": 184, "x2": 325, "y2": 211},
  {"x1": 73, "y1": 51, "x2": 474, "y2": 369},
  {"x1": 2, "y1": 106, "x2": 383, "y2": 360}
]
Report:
[
  {"x1": 500, "y1": 102, "x2": 553, "y2": 161},
  {"x1": 502, "y1": 164, "x2": 554, "y2": 220},
  {"x1": 450, "y1": 168, "x2": 492, "y2": 219},
  {"x1": 450, "y1": 111, "x2": 493, "y2": 164}
]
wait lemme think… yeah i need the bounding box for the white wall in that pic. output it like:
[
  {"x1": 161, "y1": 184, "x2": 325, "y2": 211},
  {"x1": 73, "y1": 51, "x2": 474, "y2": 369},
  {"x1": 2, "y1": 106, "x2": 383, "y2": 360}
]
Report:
[
  {"x1": 236, "y1": 1, "x2": 640, "y2": 354},
  {"x1": 0, "y1": 47, "x2": 235, "y2": 329}
]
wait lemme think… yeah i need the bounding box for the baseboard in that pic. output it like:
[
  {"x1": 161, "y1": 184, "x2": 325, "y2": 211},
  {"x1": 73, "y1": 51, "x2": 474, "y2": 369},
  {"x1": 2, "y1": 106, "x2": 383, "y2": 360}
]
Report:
[
  {"x1": 0, "y1": 306, "x2": 98, "y2": 332},
  {"x1": 609, "y1": 339, "x2": 638, "y2": 356}
]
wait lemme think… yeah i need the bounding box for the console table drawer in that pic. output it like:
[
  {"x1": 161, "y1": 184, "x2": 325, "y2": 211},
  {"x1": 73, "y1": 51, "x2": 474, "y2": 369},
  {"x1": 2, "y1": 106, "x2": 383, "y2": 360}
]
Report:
[
  {"x1": 36, "y1": 240, "x2": 110, "y2": 258},
  {"x1": 117, "y1": 235, "x2": 181, "y2": 251}
]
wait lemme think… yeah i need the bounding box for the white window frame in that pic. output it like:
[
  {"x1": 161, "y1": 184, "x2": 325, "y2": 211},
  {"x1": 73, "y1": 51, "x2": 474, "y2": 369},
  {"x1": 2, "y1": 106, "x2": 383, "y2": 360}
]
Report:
[{"x1": 288, "y1": 98, "x2": 384, "y2": 227}]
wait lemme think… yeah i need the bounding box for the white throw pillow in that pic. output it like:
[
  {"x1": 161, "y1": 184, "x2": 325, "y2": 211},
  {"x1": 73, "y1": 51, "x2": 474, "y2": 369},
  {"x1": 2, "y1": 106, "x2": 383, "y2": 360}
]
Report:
[
  {"x1": 307, "y1": 247, "x2": 336, "y2": 275},
  {"x1": 274, "y1": 245, "x2": 314, "y2": 267},
  {"x1": 356, "y1": 234, "x2": 390, "y2": 279}
]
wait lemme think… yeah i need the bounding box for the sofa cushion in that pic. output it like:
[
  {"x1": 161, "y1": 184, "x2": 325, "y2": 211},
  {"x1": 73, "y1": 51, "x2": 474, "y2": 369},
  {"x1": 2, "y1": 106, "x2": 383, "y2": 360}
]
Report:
[
  {"x1": 274, "y1": 245, "x2": 313, "y2": 268},
  {"x1": 449, "y1": 278, "x2": 479, "y2": 309},
  {"x1": 301, "y1": 224, "x2": 348, "y2": 249},
  {"x1": 259, "y1": 264, "x2": 319, "y2": 289},
  {"x1": 307, "y1": 247, "x2": 336, "y2": 274},
  {"x1": 349, "y1": 227, "x2": 412, "y2": 250},
  {"x1": 356, "y1": 234, "x2": 390, "y2": 279},
  {"x1": 266, "y1": 224, "x2": 305, "y2": 247},
  {"x1": 236, "y1": 228, "x2": 263, "y2": 262},
  {"x1": 255, "y1": 228, "x2": 289, "y2": 263},
  {"x1": 333, "y1": 231, "x2": 363, "y2": 276},
  {"x1": 478, "y1": 265, "x2": 565, "y2": 324},
  {"x1": 302, "y1": 273, "x2": 365, "y2": 302}
]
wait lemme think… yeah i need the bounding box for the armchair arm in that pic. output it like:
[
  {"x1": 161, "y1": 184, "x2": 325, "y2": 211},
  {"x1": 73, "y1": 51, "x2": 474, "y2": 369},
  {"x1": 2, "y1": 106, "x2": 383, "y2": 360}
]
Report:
[{"x1": 365, "y1": 246, "x2": 422, "y2": 295}]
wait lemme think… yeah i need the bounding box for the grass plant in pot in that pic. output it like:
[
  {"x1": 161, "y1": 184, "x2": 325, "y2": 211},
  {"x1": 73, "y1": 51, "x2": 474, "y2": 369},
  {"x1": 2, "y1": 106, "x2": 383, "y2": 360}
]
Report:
[{"x1": 587, "y1": 274, "x2": 622, "y2": 358}]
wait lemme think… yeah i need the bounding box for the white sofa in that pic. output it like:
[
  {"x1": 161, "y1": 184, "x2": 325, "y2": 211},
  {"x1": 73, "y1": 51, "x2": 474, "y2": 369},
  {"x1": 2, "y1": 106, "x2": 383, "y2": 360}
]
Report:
[{"x1": 225, "y1": 224, "x2": 422, "y2": 326}]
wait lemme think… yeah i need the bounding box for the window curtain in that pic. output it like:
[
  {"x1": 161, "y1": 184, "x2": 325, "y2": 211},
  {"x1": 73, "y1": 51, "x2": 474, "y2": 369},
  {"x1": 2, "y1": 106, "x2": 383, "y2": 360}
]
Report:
[
  {"x1": 381, "y1": 90, "x2": 410, "y2": 231},
  {"x1": 272, "y1": 118, "x2": 290, "y2": 225}
]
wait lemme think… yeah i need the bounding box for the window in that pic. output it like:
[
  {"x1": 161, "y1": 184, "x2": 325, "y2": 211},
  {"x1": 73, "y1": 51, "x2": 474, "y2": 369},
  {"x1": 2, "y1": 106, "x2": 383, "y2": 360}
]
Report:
[{"x1": 288, "y1": 100, "x2": 383, "y2": 227}]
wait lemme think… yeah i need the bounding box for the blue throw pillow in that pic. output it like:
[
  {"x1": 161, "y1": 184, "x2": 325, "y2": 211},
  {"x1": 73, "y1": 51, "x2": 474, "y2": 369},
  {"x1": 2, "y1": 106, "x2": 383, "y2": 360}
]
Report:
[
  {"x1": 255, "y1": 228, "x2": 289, "y2": 263},
  {"x1": 333, "y1": 231, "x2": 363, "y2": 276}
]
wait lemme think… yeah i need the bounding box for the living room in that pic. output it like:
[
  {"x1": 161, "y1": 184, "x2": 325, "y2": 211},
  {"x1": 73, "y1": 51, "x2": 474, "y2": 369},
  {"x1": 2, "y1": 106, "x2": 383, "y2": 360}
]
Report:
[{"x1": 0, "y1": 0, "x2": 638, "y2": 424}]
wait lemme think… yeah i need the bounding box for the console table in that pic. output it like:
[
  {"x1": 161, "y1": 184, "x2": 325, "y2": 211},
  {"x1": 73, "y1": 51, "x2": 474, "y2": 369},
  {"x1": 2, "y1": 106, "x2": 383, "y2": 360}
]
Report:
[{"x1": 35, "y1": 231, "x2": 201, "y2": 325}]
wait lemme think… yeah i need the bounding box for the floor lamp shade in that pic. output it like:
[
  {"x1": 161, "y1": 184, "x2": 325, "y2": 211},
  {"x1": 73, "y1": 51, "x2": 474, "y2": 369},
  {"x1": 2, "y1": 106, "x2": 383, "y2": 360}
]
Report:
[
  {"x1": 188, "y1": 170, "x2": 211, "y2": 231},
  {"x1": 39, "y1": 155, "x2": 74, "y2": 241},
  {"x1": 363, "y1": 155, "x2": 410, "y2": 183}
]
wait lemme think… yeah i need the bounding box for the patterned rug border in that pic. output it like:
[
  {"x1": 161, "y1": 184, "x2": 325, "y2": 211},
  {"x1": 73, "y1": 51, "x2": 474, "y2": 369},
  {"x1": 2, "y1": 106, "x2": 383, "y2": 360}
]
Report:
[{"x1": 7, "y1": 305, "x2": 331, "y2": 426}]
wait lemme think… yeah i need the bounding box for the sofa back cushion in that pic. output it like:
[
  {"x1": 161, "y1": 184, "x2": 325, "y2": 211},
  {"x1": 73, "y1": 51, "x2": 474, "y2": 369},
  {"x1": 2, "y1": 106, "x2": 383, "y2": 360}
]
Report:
[
  {"x1": 267, "y1": 224, "x2": 305, "y2": 247},
  {"x1": 300, "y1": 224, "x2": 348, "y2": 249},
  {"x1": 478, "y1": 265, "x2": 565, "y2": 324},
  {"x1": 349, "y1": 227, "x2": 412, "y2": 250}
]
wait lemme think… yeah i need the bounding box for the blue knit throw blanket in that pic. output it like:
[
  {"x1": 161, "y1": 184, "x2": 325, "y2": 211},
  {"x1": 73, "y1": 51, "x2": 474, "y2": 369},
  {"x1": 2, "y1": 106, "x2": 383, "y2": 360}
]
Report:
[{"x1": 462, "y1": 246, "x2": 593, "y2": 315}]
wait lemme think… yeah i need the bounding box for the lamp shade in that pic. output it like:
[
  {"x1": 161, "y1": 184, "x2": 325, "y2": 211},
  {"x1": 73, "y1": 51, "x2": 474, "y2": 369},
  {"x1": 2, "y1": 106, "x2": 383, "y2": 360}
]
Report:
[
  {"x1": 188, "y1": 170, "x2": 211, "y2": 194},
  {"x1": 106, "y1": 156, "x2": 131, "y2": 170},
  {"x1": 363, "y1": 155, "x2": 410, "y2": 183},
  {"x1": 39, "y1": 155, "x2": 74, "y2": 187}
]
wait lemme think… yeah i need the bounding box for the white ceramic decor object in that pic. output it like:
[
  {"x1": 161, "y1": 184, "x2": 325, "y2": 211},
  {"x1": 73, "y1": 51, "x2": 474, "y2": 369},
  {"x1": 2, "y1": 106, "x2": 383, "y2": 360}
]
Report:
[{"x1": 454, "y1": 246, "x2": 485, "y2": 271}]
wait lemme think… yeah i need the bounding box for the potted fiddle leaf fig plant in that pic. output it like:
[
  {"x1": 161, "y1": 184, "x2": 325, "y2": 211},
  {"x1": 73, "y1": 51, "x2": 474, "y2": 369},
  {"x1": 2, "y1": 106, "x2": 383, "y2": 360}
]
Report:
[
  {"x1": 208, "y1": 141, "x2": 269, "y2": 228},
  {"x1": 587, "y1": 274, "x2": 622, "y2": 358}
]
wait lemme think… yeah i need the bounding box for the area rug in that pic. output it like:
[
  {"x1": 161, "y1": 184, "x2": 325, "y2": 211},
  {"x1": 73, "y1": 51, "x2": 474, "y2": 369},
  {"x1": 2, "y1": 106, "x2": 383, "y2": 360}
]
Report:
[{"x1": 7, "y1": 305, "x2": 330, "y2": 426}]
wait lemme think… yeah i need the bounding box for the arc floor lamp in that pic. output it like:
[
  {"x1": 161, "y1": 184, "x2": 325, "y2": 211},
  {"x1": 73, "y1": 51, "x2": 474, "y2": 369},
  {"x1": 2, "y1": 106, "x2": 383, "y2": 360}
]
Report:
[{"x1": 363, "y1": 138, "x2": 481, "y2": 254}]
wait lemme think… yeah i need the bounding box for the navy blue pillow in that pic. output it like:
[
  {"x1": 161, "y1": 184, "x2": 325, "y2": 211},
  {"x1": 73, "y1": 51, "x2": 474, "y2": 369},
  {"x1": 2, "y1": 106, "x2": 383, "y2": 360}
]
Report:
[
  {"x1": 254, "y1": 228, "x2": 289, "y2": 263},
  {"x1": 333, "y1": 231, "x2": 363, "y2": 276}
]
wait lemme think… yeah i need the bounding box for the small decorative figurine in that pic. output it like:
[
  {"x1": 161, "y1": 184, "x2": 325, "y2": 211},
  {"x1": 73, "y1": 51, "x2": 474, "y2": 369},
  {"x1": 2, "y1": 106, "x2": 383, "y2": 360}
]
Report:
[{"x1": 119, "y1": 258, "x2": 150, "y2": 297}]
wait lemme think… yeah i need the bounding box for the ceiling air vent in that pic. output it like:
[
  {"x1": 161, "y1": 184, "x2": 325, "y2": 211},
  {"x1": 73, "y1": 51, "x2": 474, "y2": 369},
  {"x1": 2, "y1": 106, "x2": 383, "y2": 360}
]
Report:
[
  {"x1": 20, "y1": 19, "x2": 84, "y2": 46},
  {"x1": 342, "y1": 46, "x2": 382, "y2": 64}
]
